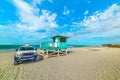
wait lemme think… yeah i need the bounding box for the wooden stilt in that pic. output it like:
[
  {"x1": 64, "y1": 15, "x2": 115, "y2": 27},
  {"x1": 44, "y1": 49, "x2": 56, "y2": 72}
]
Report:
[
  {"x1": 46, "y1": 50, "x2": 49, "y2": 57},
  {"x1": 57, "y1": 49, "x2": 60, "y2": 56},
  {"x1": 65, "y1": 49, "x2": 67, "y2": 55},
  {"x1": 54, "y1": 50, "x2": 55, "y2": 54}
]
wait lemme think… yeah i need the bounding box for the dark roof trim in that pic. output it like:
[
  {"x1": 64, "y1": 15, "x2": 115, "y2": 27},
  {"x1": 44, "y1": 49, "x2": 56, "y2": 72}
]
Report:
[{"x1": 51, "y1": 34, "x2": 70, "y2": 38}]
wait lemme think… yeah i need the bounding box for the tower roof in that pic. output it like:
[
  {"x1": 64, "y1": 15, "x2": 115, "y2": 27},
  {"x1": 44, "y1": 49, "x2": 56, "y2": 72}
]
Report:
[{"x1": 51, "y1": 34, "x2": 70, "y2": 38}]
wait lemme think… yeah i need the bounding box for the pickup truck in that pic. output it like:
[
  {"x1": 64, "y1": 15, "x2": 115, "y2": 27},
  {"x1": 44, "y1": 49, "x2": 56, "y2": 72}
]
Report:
[{"x1": 14, "y1": 44, "x2": 37, "y2": 65}]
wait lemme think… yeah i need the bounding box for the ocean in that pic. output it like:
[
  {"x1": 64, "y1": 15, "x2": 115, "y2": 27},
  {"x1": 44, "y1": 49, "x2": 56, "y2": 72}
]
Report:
[
  {"x1": 0, "y1": 45, "x2": 39, "y2": 50},
  {"x1": 0, "y1": 45, "x2": 94, "y2": 50}
]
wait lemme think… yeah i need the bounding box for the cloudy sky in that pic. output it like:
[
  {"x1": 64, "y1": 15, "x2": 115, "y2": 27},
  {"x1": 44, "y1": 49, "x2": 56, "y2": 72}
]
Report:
[{"x1": 0, "y1": 0, "x2": 120, "y2": 45}]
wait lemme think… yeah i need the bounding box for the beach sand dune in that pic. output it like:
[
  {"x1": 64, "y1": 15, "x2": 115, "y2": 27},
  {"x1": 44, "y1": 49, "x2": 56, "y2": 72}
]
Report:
[{"x1": 0, "y1": 47, "x2": 120, "y2": 80}]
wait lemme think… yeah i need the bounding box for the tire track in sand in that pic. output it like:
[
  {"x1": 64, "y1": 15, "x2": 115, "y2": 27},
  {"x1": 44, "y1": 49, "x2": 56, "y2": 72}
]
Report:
[{"x1": 14, "y1": 66, "x2": 22, "y2": 80}]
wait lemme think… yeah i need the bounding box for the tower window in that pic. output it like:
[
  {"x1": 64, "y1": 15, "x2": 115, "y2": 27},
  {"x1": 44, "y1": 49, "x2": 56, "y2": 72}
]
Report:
[{"x1": 60, "y1": 38, "x2": 66, "y2": 43}]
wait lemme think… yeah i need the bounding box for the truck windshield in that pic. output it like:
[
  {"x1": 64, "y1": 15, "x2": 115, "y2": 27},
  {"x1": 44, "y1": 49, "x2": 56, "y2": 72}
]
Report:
[{"x1": 19, "y1": 47, "x2": 34, "y2": 51}]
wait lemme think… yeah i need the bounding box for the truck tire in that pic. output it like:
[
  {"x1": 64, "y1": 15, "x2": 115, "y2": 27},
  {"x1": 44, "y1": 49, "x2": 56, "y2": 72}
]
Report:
[
  {"x1": 14, "y1": 60, "x2": 18, "y2": 65},
  {"x1": 33, "y1": 56, "x2": 37, "y2": 62}
]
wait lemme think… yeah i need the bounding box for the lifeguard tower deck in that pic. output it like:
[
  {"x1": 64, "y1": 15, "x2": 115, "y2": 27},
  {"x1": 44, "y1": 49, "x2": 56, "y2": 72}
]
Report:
[{"x1": 40, "y1": 34, "x2": 70, "y2": 56}]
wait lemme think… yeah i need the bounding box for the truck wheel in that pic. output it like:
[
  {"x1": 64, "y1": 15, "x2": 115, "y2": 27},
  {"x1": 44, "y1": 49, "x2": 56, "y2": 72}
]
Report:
[
  {"x1": 33, "y1": 56, "x2": 37, "y2": 62},
  {"x1": 14, "y1": 60, "x2": 18, "y2": 65}
]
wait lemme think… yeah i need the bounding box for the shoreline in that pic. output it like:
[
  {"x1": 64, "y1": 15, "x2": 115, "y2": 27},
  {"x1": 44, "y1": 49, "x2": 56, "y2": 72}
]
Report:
[
  {"x1": 0, "y1": 46, "x2": 120, "y2": 51},
  {"x1": 0, "y1": 45, "x2": 102, "y2": 50}
]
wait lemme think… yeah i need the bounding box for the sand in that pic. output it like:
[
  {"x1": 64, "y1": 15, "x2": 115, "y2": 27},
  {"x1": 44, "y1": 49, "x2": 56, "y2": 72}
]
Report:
[{"x1": 0, "y1": 47, "x2": 120, "y2": 80}]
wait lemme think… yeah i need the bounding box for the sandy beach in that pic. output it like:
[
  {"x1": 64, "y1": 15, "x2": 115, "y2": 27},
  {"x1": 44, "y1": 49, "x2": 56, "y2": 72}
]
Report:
[{"x1": 0, "y1": 47, "x2": 120, "y2": 80}]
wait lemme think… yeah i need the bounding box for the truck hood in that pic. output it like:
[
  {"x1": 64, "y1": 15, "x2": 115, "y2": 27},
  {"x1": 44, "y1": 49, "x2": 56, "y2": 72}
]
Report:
[{"x1": 16, "y1": 50, "x2": 36, "y2": 55}]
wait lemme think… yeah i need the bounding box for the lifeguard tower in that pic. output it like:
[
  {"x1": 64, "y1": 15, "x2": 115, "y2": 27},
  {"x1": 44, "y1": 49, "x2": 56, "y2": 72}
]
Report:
[{"x1": 40, "y1": 34, "x2": 70, "y2": 56}]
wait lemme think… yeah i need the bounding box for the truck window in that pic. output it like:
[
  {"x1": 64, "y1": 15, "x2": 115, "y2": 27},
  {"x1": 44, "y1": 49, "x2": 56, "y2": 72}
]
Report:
[{"x1": 19, "y1": 47, "x2": 34, "y2": 51}]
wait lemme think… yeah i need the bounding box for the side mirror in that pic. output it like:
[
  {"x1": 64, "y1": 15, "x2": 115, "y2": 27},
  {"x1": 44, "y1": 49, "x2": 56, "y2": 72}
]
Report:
[{"x1": 15, "y1": 49, "x2": 18, "y2": 51}]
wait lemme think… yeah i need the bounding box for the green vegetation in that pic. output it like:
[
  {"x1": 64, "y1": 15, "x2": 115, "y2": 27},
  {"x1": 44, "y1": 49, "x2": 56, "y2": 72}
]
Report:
[{"x1": 103, "y1": 44, "x2": 120, "y2": 48}]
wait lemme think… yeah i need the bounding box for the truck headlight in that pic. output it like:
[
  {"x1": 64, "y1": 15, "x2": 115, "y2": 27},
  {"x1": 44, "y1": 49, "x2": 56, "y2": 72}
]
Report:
[{"x1": 16, "y1": 54, "x2": 22, "y2": 57}]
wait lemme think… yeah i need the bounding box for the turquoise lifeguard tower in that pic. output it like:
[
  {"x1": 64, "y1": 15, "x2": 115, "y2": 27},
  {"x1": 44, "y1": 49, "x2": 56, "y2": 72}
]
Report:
[{"x1": 40, "y1": 34, "x2": 70, "y2": 56}]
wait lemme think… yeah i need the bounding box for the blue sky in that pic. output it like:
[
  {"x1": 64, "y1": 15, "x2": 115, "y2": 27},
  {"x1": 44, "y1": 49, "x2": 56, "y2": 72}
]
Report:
[{"x1": 0, "y1": 0, "x2": 120, "y2": 45}]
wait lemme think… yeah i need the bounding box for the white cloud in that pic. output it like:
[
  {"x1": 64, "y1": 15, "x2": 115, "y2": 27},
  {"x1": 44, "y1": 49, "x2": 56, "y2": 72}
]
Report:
[
  {"x1": 32, "y1": 0, "x2": 42, "y2": 6},
  {"x1": 71, "y1": 4, "x2": 120, "y2": 39},
  {"x1": 0, "y1": 25, "x2": 3, "y2": 28},
  {"x1": 11, "y1": 0, "x2": 58, "y2": 42},
  {"x1": 84, "y1": 10, "x2": 89, "y2": 15},
  {"x1": 48, "y1": 0, "x2": 53, "y2": 3},
  {"x1": 13, "y1": 0, "x2": 58, "y2": 29},
  {"x1": 63, "y1": 6, "x2": 70, "y2": 15}
]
